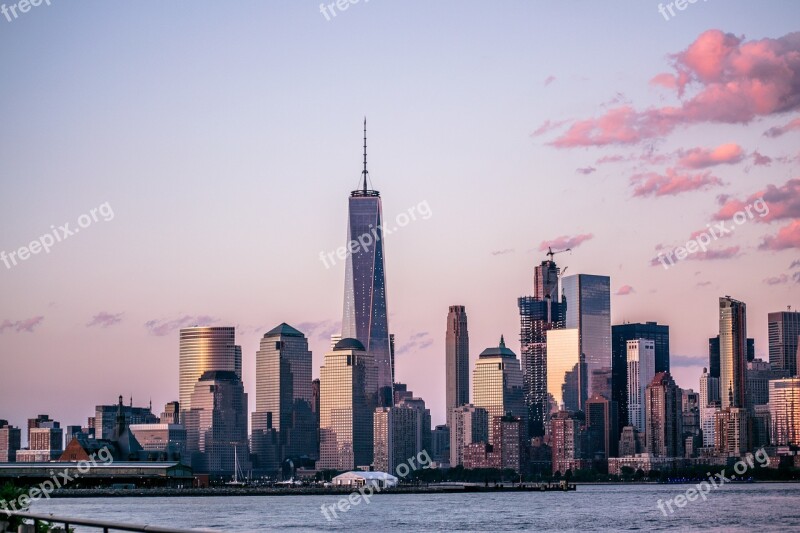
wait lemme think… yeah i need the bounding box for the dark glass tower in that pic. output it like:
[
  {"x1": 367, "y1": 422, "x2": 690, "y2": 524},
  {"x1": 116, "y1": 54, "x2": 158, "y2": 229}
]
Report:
[
  {"x1": 519, "y1": 260, "x2": 566, "y2": 438},
  {"x1": 768, "y1": 311, "x2": 800, "y2": 375},
  {"x1": 446, "y1": 306, "x2": 470, "y2": 411},
  {"x1": 342, "y1": 119, "x2": 393, "y2": 407}
]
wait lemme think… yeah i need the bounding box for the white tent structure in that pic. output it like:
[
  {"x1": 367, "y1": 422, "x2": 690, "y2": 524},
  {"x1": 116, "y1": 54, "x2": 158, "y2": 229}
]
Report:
[{"x1": 332, "y1": 471, "x2": 399, "y2": 489}]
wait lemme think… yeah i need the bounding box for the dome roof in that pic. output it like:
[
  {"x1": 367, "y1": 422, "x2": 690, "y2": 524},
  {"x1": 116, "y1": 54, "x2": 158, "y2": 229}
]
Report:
[{"x1": 334, "y1": 338, "x2": 366, "y2": 352}]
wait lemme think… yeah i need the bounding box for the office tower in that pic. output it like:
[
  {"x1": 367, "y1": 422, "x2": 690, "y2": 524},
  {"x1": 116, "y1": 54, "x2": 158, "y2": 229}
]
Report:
[
  {"x1": 161, "y1": 402, "x2": 180, "y2": 424},
  {"x1": 27, "y1": 414, "x2": 55, "y2": 446},
  {"x1": 446, "y1": 306, "x2": 470, "y2": 412},
  {"x1": 751, "y1": 404, "x2": 772, "y2": 448},
  {"x1": 714, "y1": 407, "x2": 748, "y2": 456},
  {"x1": 390, "y1": 333, "x2": 395, "y2": 386},
  {"x1": 519, "y1": 259, "x2": 567, "y2": 439},
  {"x1": 319, "y1": 338, "x2": 374, "y2": 470},
  {"x1": 586, "y1": 395, "x2": 618, "y2": 460},
  {"x1": 699, "y1": 368, "x2": 720, "y2": 409},
  {"x1": 769, "y1": 378, "x2": 800, "y2": 446},
  {"x1": 709, "y1": 336, "x2": 721, "y2": 379},
  {"x1": 393, "y1": 383, "x2": 413, "y2": 405},
  {"x1": 341, "y1": 121, "x2": 393, "y2": 407},
  {"x1": 373, "y1": 405, "x2": 418, "y2": 474},
  {"x1": 251, "y1": 324, "x2": 315, "y2": 474},
  {"x1": 719, "y1": 297, "x2": 747, "y2": 410},
  {"x1": 746, "y1": 359, "x2": 789, "y2": 412},
  {"x1": 769, "y1": 311, "x2": 800, "y2": 376},
  {"x1": 0, "y1": 422, "x2": 21, "y2": 462},
  {"x1": 612, "y1": 322, "x2": 670, "y2": 439},
  {"x1": 94, "y1": 402, "x2": 158, "y2": 440},
  {"x1": 682, "y1": 390, "x2": 701, "y2": 444},
  {"x1": 547, "y1": 328, "x2": 586, "y2": 412},
  {"x1": 618, "y1": 426, "x2": 641, "y2": 457},
  {"x1": 448, "y1": 404, "x2": 488, "y2": 467},
  {"x1": 645, "y1": 372, "x2": 683, "y2": 458},
  {"x1": 549, "y1": 411, "x2": 584, "y2": 474},
  {"x1": 627, "y1": 339, "x2": 656, "y2": 432},
  {"x1": 311, "y1": 378, "x2": 320, "y2": 459},
  {"x1": 65, "y1": 425, "x2": 83, "y2": 443},
  {"x1": 129, "y1": 423, "x2": 187, "y2": 460},
  {"x1": 473, "y1": 336, "x2": 526, "y2": 441},
  {"x1": 747, "y1": 338, "x2": 755, "y2": 363},
  {"x1": 431, "y1": 425, "x2": 450, "y2": 465},
  {"x1": 184, "y1": 371, "x2": 250, "y2": 476},
  {"x1": 179, "y1": 326, "x2": 239, "y2": 415},
  {"x1": 397, "y1": 397, "x2": 432, "y2": 455},
  {"x1": 562, "y1": 274, "x2": 611, "y2": 400},
  {"x1": 591, "y1": 368, "x2": 612, "y2": 402}
]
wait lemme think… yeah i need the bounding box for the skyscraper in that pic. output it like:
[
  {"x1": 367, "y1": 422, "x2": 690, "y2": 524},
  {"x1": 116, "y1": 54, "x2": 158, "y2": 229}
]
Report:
[
  {"x1": 611, "y1": 322, "x2": 670, "y2": 439},
  {"x1": 546, "y1": 328, "x2": 586, "y2": 412},
  {"x1": 448, "y1": 404, "x2": 488, "y2": 467},
  {"x1": 627, "y1": 339, "x2": 656, "y2": 432},
  {"x1": 562, "y1": 274, "x2": 611, "y2": 400},
  {"x1": 709, "y1": 335, "x2": 721, "y2": 379},
  {"x1": 184, "y1": 371, "x2": 251, "y2": 476},
  {"x1": 251, "y1": 324, "x2": 316, "y2": 474},
  {"x1": 719, "y1": 297, "x2": 747, "y2": 410},
  {"x1": 179, "y1": 326, "x2": 239, "y2": 416},
  {"x1": 341, "y1": 120, "x2": 393, "y2": 407},
  {"x1": 645, "y1": 372, "x2": 683, "y2": 458},
  {"x1": 768, "y1": 311, "x2": 800, "y2": 376},
  {"x1": 319, "y1": 338, "x2": 374, "y2": 470},
  {"x1": 446, "y1": 305, "x2": 470, "y2": 411},
  {"x1": 699, "y1": 368, "x2": 720, "y2": 447},
  {"x1": 373, "y1": 405, "x2": 418, "y2": 474},
  {"x1": 473, "y1": 336, "x2": 526, "y2": 441},
  {"x1": 519, "y1": 259, "x2": 567, "y2": 438},
  {"x1": 586, "y1": 395, "x2": 618, "y2": 460},
  {"x1": 769, "y1": 378, "x2": 800, "y2": 446}
]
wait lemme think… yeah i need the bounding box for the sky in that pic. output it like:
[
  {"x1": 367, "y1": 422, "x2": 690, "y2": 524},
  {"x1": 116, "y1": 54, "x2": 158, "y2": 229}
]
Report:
[{"x1": 1, "y1": 1, "x2": 799, "y2": 438}]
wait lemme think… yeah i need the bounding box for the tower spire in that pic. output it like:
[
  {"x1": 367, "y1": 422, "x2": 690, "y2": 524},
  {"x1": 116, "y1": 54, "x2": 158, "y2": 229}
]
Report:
[{"x1": 362, "y1": 117, "x2": 368, "y2": 194}]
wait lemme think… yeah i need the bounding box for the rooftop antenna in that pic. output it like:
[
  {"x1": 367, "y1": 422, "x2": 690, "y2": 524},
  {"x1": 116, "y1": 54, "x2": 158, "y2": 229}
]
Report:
[{"x1": 362, "y1": 117, "x2": 369, "y2": 194}]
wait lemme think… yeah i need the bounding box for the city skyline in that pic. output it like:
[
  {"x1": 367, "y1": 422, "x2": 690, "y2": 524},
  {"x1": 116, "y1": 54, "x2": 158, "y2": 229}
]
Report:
[{"x1": 2, "y1": 1, "x2": 800, "y2": 437}]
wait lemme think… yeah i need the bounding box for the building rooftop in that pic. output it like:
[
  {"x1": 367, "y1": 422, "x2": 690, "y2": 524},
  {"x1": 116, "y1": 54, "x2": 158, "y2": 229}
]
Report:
[
  {"x1": 334, "y1": 338, "x2": 366, "y2": 352},
  {"x1": 264, "y1": 323, "x2": 305, "y2": 338},
  {"x1": 479, "y1": 335, "x2": 516, "y2": 358}
]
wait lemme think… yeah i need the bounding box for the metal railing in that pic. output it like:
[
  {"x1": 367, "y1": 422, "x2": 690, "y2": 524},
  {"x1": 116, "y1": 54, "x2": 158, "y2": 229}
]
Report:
[{"x1": 1, "y1": 511, "x2": 220, "y2": 533}]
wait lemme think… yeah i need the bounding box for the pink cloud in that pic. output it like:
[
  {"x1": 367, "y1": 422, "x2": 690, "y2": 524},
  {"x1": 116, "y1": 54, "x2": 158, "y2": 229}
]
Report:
[
  {"x1": 714, "y1": 178, "x2": 800, "y2": 222},
  {"x1": 631, "y1": 168, "x2": 722, "y2": 197},
  {"x1": 544, "y1": 75, "x2": 556, "y2": 86},
  {"x1": 678, "y1": 143, "x2": 744, "y2": 169},
  {"x1": 87, "y1": 312, "x2": 123, "y2": 328},
  {"x1": 615, "y1": 285, "x2": 635, "y2": 296},
  {"x1": 551, "y1": 30, "x2": 800, "y2": 148},
  {"x1": 145, "y1": 315, "x2": 219, "y2": 336},
  {"x1": 539, "y1": 233, "x2": 593, "y2": 251},
  {"x1": 752, "y1": 151, "x2": 772, "y2": 166},
  {"x1": 531, "y1": 119, "x2": 568, "y2": 137},
  {"x1": 596, "y1": 154, "x2": 627, "y2": 164},
  {"x1": 760, "y1": 220, "x2": 800, "y2": 250},
  {"x1": 576, "y1": 166, "x2": 597, "y2": 175},
  {"x1": 0, "y1": 316, "x2": 45, "y2": 334},
  {"x1": 764, "y1": 116, "x2": 800, "y2": 137}
]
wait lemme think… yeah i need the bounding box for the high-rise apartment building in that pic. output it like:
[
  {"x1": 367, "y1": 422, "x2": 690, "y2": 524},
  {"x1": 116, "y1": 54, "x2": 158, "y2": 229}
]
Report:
[
  {"x1": 473, "y1": 337, "x2": 526, "y2": 442},
  {"x1": 645, "y1": 372, "x2": 683, "y2": 458},
  {"x1": 319, "y1": 338, "x2": 374, "y2": 470},
  {"x1": 562, "y1": 274, "x2": 611, "y2": 400},
  {"x1": 251, "y1": 323, "x2": 316, "y2": 473},
  {"x1": 448, "y1": 404, "x2": 488, "y2": 467},
  {"x1": 341, "y1": 121, "x2": 393, "y2": 407},
  {"x1": 769, "y1": 378, "x2": 800, "y2": 446},
  {"x1": 373, "y1": 405, "x2": 418, "y2": 474},
  {"x1": 549, "y1": 410, "x2": 584, "y2": 474},
  {"x1": 0, "y1": 422, "x2": 21, "y2": 463},
  {"x1": 627, "y1": 339, "x2": 656, "y2": 432},
  {"x1": 768, "y1": 311, "x2": 800, "y2": 376},
  {"x1": 746, "y1": 359, "x2": 788, "y2": 412},
  {"x1": 719, "y1": 297, "x2": 747, "y2": 410},
  {"x1": 446, "y1": 306, "x2": 470, "y2": 411}
]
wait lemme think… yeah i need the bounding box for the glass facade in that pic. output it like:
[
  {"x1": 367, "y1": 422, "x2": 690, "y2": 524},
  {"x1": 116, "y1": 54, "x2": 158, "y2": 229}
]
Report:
[
  {"x1": 719, "y1": 297, "x2": 747, "y2": 409},
  {"x1": 446, "y1": 305, "x2": 470, "y2": 411},
  {"x1": 179, "y1": 327, "x2": 238, "y2": 416},
  {"x1": 562, "y1": 274, "x2": 611, "y2": 401},
  {"x1": 546, "y1": 328, "x2": 586, "y2": 413},
  {"x1": 769, "y1": 378, "x2": 800, "y2": 445},
  {"x1": 472, "y1": 338, "x2": 526, "y2": 442},
  {"x1": 319, "y1": 342, "x2": 374, "y2": 470},
  {"x1": 626, "y1": 339, "x2": 655, "y2": 432},
  {"x1": 768, "y1": 311, "x2": 800, "y2": 376},
  {"x1": 342, "y1": 193, "x2": 392, "y2": 406}
]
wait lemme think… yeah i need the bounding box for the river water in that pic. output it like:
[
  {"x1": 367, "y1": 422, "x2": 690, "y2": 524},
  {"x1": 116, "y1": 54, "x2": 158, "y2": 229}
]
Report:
[{"x1": 30, "y1": 483, "x2": 800, "y2": 532}]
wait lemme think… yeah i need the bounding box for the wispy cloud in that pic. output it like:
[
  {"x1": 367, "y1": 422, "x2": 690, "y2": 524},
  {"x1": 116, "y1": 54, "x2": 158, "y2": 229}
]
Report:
[
  {"x1": 677, "y1": 143, "x2": 744, "y2": 169},
  {"x1": 145, "y1": 315, "x2": 218, "y2": 336},
  {"x1": 543, "y1": 75, "x2": 556, "y2": 86},
  {"x1": 615, "y1": 285, "x2": 635, "y2": 296},
  {"x1": 763, "y1": 274, "x2": 790, "y2": 285},
  {"x1": 396, "y1": 331, "x2": 433, "y2": 356},
  {"x1": 87, "y1": 311, "x2": 123, "y2": 328},
  {"x1": 764, "y1": 117, "x2": 800, "y2": 138},
  {"x1": 539, "y1": 234, "x2": 593, "y2": 251},
  {"x1": 0, "y1": 316, "x2": 45, "y2": 334},
  {"x1": 296, "y1": 319, "x2": 341, "y2": 342},
  {"x1": 671, "y1": 354, "x2": 707, "y2": 368},
  {"x1": 491, "y1": 248, "x2": 515, "y2": 256},
  {"x1": 631, "y1": 168, "x2": 722, "y2": 198},
  {"x1": 576, "y1": 166, "x2": 597, "y2": 175}
]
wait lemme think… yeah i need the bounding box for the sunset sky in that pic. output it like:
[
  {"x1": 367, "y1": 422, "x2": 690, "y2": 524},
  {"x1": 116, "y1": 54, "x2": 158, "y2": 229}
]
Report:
[{"x1": 1, "y1": 1, "x2": 799, "y2": 438}]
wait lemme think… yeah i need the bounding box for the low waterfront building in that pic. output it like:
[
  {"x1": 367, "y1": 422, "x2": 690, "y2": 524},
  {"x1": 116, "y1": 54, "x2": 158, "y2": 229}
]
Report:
[
  {"x1": 0, "y1": 462, "x2": 193, "y2": 488},
  {"x1": 331, "y1": 471, "x2": 398, "y2": 488}
]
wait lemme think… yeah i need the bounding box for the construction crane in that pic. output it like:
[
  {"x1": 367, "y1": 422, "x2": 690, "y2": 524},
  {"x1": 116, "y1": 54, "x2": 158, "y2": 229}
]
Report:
[{"x1": 546, "y1": 246, "x2": 571, "y2": 261}]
